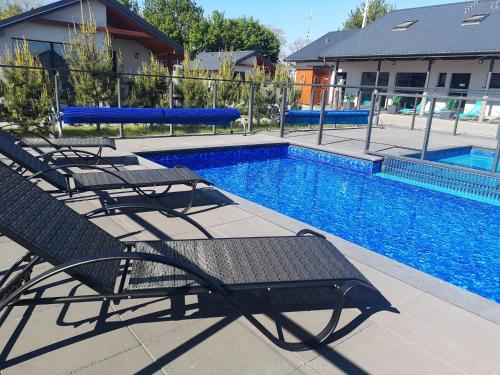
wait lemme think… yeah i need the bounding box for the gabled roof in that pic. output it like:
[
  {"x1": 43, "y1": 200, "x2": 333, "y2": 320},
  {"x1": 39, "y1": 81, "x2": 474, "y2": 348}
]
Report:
[
  {"x1": 286, "y1": 31, "x2": 355, "y2": 61},
  {"x1": 288, "y1": 1, "x2": 500, "y2": 61},
  {"x1": 192, "y1": 50, "x2": 274, "y2": 70},
  {"x1": 0, "y1": 0, "x2": 183, "y2": 55}
]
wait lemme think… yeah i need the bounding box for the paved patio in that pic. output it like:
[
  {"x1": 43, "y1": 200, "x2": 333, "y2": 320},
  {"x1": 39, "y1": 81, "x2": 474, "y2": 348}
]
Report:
[{"x1": 0, "y1": 127, "x2": 499, "y2": 374}]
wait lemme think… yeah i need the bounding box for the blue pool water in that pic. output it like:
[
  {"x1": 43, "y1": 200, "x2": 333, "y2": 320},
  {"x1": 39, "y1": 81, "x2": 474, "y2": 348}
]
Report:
[
  {"x1": 144, "y1": 145, "x2": 500, "y2": 302},
  {"x1": 411, "y1": 147, "x2": 499, "y2": 172}
]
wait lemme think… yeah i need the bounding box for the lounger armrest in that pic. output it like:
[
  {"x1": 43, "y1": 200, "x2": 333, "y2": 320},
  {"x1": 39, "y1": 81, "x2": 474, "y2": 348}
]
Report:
[
  {"x1": 30, "y1": 164, "x2": 142, "y2": 193},
  {"x1": 0, "y1": 252, "x2": 222, "y2": 312},
  {"x1": 18, "y1": 129, "x2": 59, "y2": 148},
  {"x1": 85, "y1": 203, "x2": 213, "y2": 239},
  {"x1": 296, "y1": 229, "x2": 326, "y2": 239},
  {"x1": 37, "y1": 149, "x2": 120, "y2": 171}
]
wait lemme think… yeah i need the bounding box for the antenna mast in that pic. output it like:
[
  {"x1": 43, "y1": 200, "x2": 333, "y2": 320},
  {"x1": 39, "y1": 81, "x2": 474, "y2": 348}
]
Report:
[
  {"x1": 362, "y1": 0, "x2": 371, "y2": 28},
  {"x1": 306, "y1": 4, "x2": 313, "y2": 42}
]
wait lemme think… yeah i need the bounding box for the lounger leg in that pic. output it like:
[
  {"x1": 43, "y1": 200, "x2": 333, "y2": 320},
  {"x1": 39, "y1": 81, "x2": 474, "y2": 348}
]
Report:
[
  {"x1": 179, "y1": 181, "x2": 198, "y2": 214},
  {"x1": 0, "y1": 253, "x2": 39, "y2": 303},
  {"x1": 225, "y1": 280, "x2": 377, "y2": 351},
  {"x1": 144, "y1": 185, "x2": 172, "y2": 198}
]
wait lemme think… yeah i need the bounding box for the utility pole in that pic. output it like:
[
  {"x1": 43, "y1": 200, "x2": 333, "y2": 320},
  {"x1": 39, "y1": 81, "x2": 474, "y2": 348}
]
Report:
[{"x1": 362, "y1": 0, "x2": 371, "y2": 28}]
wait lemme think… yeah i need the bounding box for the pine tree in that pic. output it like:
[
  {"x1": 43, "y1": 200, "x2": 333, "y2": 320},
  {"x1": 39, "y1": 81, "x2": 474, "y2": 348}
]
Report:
[
  {"x1": 0, "y1": 40, "x2": 52, "y2": 133},
  {"x1": 64, "y1": 12, "x2": 120, "y2": 132}
]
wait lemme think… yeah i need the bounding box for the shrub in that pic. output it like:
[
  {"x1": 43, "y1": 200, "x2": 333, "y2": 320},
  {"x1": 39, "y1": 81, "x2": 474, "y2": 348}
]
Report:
[
  {"x1": 446, "y1": 99, "x2": 458, "y2": 111},
  {"x1": 390, "y1": 96, "x2": 401, "y2": 106},
  {"x1": 127, "y1": 54, "x2": 170, "y2": 108},
  {"x1": 175, "y1": 52, "x2": 210, "y2": 108},
  {"x1": 64, "y1": 11, "x2": 119, "y2": 132},
  {"x1": 214, "y1": 52, "x2": 242, "y2": 107},
  {"x1": 0, "y1": 40, "x2": 52, "y2": 133}
]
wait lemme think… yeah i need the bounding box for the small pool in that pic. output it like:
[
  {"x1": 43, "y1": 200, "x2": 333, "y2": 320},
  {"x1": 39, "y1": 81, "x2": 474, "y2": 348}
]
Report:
[
  {"x1": 142, "y1": 145, "x2": 500, "y2": 302},
  {"x1": 410, "y1": 147, "x2": 499, "y2": 173}
]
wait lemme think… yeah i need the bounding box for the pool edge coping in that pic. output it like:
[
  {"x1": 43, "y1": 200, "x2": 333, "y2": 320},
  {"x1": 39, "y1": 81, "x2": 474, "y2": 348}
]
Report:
[{"x1": 134, "y1": 145, "x2": 500, "y2": 326}]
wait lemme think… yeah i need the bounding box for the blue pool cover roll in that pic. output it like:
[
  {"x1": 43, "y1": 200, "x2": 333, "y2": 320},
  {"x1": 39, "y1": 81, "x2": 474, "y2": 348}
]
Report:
[
  {"x1": 285, "y1": 110, "x2": 369, "y2": 125},
  {"x1": 62, "y1": 107, "x2": 241, "y2": 126}
]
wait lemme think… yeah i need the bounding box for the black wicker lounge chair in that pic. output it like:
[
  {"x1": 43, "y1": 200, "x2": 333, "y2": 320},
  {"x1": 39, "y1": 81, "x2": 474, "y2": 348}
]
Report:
[
  {"x1": 6, "y1": 130, "x2": 137, "y2": 167},
  {"x1": 0, "y1": 130, "x2": 211, "y2": 213},
  {"x1": 0, "y1": 162, "x2": 376, "y2": 351},
  {"x1": 20, "y1": 133, "x2": 116, "y2": 154}
]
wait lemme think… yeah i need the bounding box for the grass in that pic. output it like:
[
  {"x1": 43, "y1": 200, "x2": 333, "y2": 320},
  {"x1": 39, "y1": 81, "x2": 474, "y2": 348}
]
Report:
[{"x1": 4, "y1": 121, "x2": 362, "y2": 139}]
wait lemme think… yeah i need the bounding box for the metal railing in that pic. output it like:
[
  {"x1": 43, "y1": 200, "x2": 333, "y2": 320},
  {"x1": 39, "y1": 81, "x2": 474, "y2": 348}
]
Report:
[
  {"x1": 1, "y1": 63, "x2": 500, "y2": 173},
  {"x1": 364, "y1": 90, "x2": 500, "y2": 174}
]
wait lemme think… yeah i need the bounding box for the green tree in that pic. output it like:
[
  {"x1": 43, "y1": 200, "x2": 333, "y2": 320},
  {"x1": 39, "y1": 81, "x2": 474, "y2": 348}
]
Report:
[
  {"x1": 342, "y1": 0, "x2": 394, "y2": 30},
  {"x1": 64, "y1": 16, "x2": 120, "y2": 132},
  {"x1": 0, "y1": 0, "x2": 42, "y2": 20},
  {"x1": 0, "y1": 40, "x2": 52, "y2": 132},
  {"x1": 143, "y1": 0, "x2": 204, "y2": 47},
  {"x1": 190, "y1": 12, "x2": 280, "y2": 63},
  {"x1": 116, "y1": 0, "x2": 140, "y2": 14}
]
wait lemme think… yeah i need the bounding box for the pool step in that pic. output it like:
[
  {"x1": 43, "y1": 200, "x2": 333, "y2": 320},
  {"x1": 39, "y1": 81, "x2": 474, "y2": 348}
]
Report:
[{"x1": 381, "y1": 157, "x2": 500, "y2": 201}]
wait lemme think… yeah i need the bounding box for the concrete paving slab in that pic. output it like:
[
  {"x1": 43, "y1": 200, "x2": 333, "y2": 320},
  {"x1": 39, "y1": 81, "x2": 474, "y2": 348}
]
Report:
[
  {"x1": 71, "y1": 346, "x2": 162, "y2": 375},
  {"x1": 142, "y1": 317, "x2": 304, "y2": 375},
  {"x1": 212, "y1": 215, "x2": 295, "y2": 237},
  {"x1": 0, "y1": 300, "x2": 140, "y2": 375},
  {"x1": 372, "y1": 292, "x2": 500, "y2": 375},
  {"x1": 309, "y1": 323, "x2": 466, "y2": 375}
]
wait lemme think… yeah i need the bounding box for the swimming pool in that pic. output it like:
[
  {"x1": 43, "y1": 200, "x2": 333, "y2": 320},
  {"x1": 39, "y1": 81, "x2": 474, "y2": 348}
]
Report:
[
  {"x1": 409, "y1": 147, "x2": 499, "y2": 173},
  {"x1": 143, "y1": 145, "x2": 500, "y2": 302}
]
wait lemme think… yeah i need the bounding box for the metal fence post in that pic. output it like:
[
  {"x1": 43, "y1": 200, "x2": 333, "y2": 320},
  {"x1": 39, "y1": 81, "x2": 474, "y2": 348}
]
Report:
[
  {"x1": 279, "y1": 85, "x2": 288, "y2": 138},
  {"x1": 309, "y1": 87, "x2": 315, "y2": 110},
  {"x1": 421, "y1": 97, "x2": 436, "y2": 160},
  {"x1": 491, "y1": 125, "x2": 500, "y2": 173},
  {"x1": 453, "y1": 99, "x2": 463, "y2": 136},
  {"x1": 117, "y1": 74, "x2": 124, "y2": 138},
  {"x1": 364, "y1": 91, "x2": 377, "y2": 153},
  {"x1": 169, "y1": 78, "x2": 174, "y2": 136},
  {"x1": 410, "y1": 95, "x2": 418, "y2": 130},
  {"x1": 375, "y1": 93, "x2": 383, "y2": 127},
  {"x1": 53, "y1": 71, "x2": 63, "y2": 137},
  {"x1": 316, "y1": 89, "x2": 327, "y2": 145},
  {"x1": 212, "y1": 81, "x2": 217, "y2": 135},
  {"x1": 248, "y1": 82, "x2": 255, "y2": 133}
]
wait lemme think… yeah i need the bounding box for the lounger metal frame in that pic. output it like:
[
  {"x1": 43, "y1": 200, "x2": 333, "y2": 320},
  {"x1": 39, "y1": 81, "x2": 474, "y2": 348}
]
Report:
[
  {"x1": 0, "y1": 196, "x2": 377, "y2": 351},
  {"x1": 0, "y1": 130, "x2": 211, "y2": 214}
]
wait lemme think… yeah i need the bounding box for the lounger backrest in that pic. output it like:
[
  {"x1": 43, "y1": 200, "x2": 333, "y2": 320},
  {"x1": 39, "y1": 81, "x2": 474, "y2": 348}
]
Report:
[
  {"x1": 0, "y1": 131, "x2": 67, "y2": 190},
  {"x1": 469, "y1": 100, "x2": 483, "y2": 114},
  {"x1": 0, "y1": 163, "x2": 124, "y2": 293}
]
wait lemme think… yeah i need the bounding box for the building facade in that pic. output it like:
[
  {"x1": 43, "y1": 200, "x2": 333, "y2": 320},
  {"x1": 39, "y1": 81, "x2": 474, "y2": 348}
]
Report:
[
  {"x1": 287, "y1": 1, "x2": 500, "y2": 120},
  {"x1": 191, "y1": 50, "x2": 275, "y2": 78},
  {"x1": 0, "y1": 0, "x2": 183, "y2": 73}
]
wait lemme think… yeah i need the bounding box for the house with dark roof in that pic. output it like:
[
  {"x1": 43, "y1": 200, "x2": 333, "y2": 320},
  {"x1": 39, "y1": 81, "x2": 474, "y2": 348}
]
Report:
[
  {"x1": 0, "y1": 0, "x2": 184, "y2": 73},
  {"x1": 287, "y1": 1, "x2": 500, "y2": 119},
  {"x1": 191, "y1": 50, "x2": 274, "y2": 77}
]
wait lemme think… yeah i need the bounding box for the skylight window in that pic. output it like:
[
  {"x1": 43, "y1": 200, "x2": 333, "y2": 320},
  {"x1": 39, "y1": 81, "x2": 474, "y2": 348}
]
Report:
[
  {"x1": 462, "y1": 13, "x2": 489, "y2": 25},
  {"x1": 393, "y1": 20, "x2": 417, "y2": 31}
]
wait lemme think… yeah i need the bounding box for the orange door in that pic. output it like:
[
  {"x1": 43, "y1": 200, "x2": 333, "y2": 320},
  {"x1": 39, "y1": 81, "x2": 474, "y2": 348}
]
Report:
[
  {"x1": 312, "y1": 71, "x2": 332, "y2": 105},
  {"x1": 296, "y1": 69, "x2": 313, "y2": 105}
]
